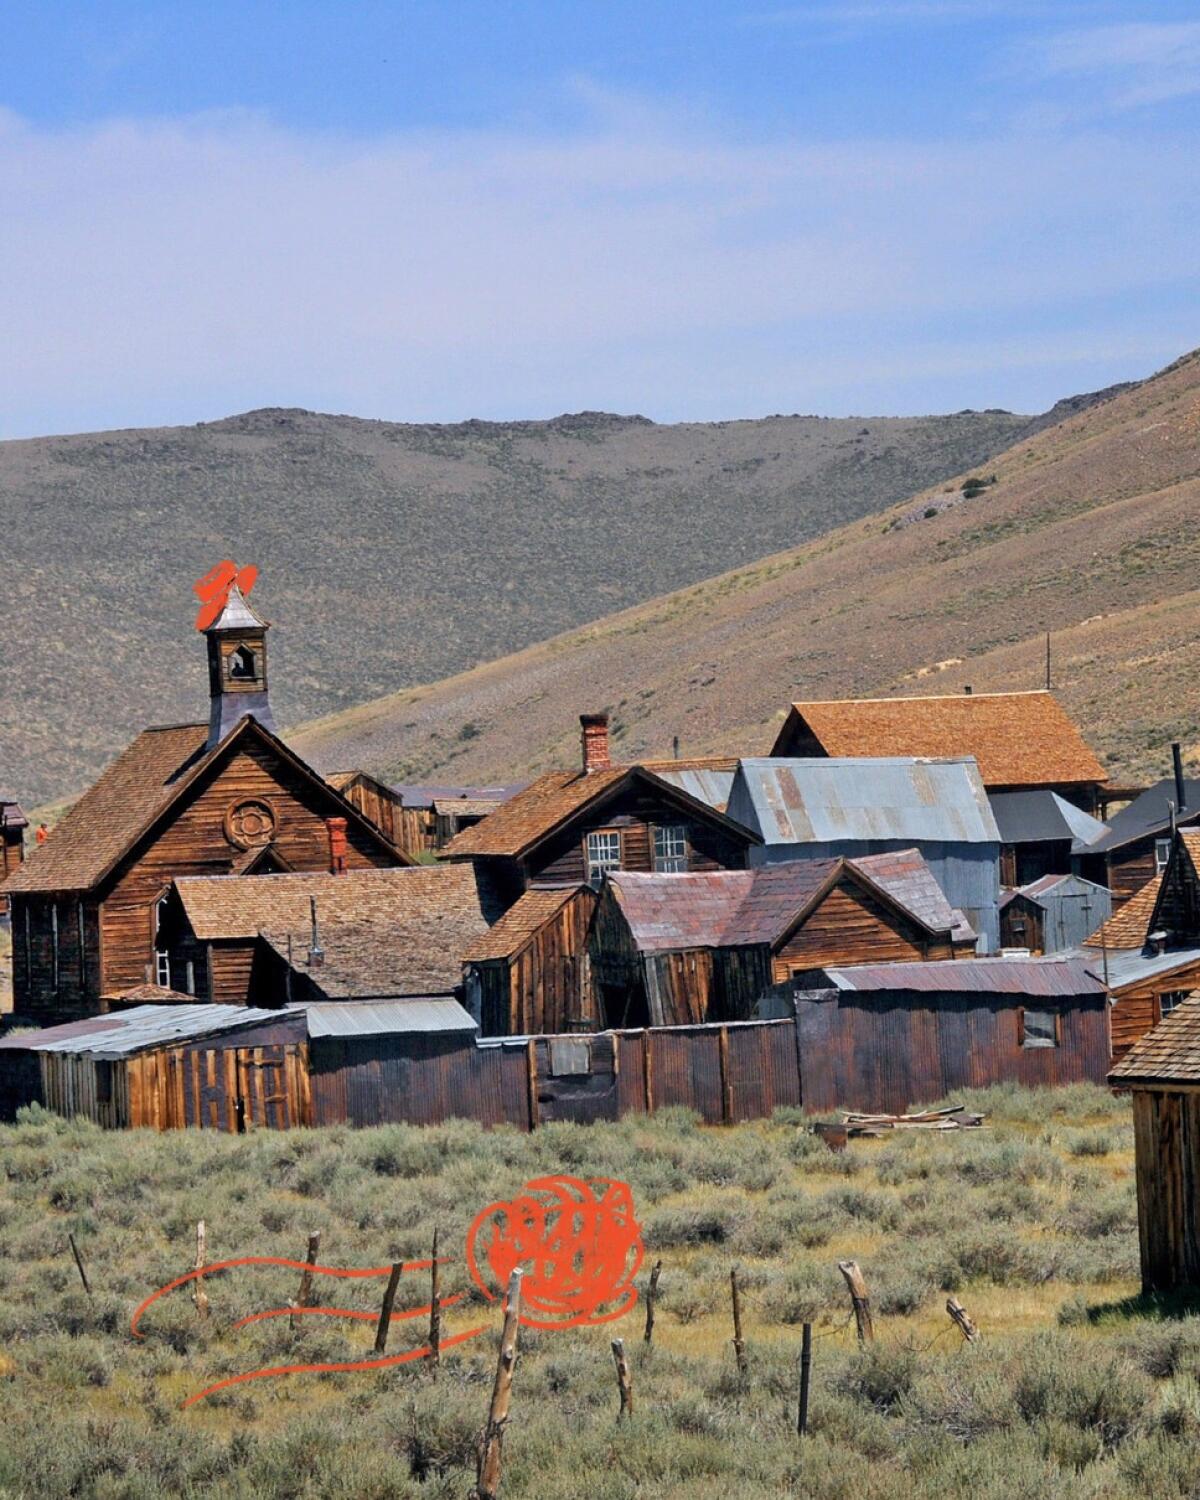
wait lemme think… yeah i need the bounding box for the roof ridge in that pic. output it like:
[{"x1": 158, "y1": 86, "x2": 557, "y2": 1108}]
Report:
[{"x1": 788, "y1": 690, "x2": 1052, "y2": 707}]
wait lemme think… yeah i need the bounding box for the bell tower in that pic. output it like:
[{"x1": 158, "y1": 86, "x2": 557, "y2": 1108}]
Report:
[{"x1": 204, "y1": 584, "x2": 276, "y2": 748}]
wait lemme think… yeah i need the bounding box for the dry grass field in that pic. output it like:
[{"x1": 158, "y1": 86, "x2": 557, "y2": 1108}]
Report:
[
  {"x1": 294, "y1": 350, "x2": 1200, "y2": 791},
  {"x1": 5, "y1": 1083, "x2": 1200, "y2": 1499}
]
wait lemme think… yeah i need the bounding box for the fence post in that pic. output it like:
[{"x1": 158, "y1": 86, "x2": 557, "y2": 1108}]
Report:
[
  {"x1": 193, "y1": 1220, "x2": 210, "y2": 1320},
  {"x1": 730, "y1": 1267, "x2": 748, "y2": 1373},
  {"x1": 797, "y1": 1323, "x2": 813, "y2": 1436},
  {"x1": 611, "y1": 1337, "x2": 634, "y2": 1419},
  {"x1": 473, "y1": 1267, "x2": 524, "y2": 1500},
  {"x1": 643, "y1": 1260, "x2": 662, "y2": 1344},
  {"x1": 946, "y1": 1296, "x2": 979, "y2": 1343},
  {"x1": 374, "y1": 1261, "x2": 403, "y2": 1355},
  {"x1": 293, "y1": 1229, "x2": 320, "y2": 1330},
  {"x1": 429, "y1": 1227, "x2": 441, "y2": 1372},
  {"x1": 837, "y1": 1261, "x2": 873, "y2": 1343},
  {"x1": 68, "y1": 1233, "x2": 92, "y2": 1299}
]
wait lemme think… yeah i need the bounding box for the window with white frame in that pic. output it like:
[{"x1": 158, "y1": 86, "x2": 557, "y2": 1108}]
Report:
[
  {"x1": 653, "y1": 824, "x2": 688, "y2": 873},
  {"x1": 1160, "y1": 990, "x2": 1190, "y2": 1017},
  {"x1": 154, "y1": 892, "x2": 171, "y2": 988},
  {"x1": 585, "y1": 829, "x2": 622, "y2": 888},
  {"x1": 1156, "y1": 838, "x2": 1173, "y2": 873}
]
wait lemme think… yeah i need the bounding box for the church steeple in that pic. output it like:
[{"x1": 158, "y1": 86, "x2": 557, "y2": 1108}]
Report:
[{"x1": 204, "y1": 584, "x2": 276, "y2": 748}]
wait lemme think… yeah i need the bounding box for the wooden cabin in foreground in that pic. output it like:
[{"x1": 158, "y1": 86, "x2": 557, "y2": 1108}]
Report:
[
  {"x1": 1109, "y1": 998, "x2": 1200, "y2": 1292},
  {"x1": 0, "y1": 587, "x2": 406, "y2": 1023},
  {"x1": 589, "y1": 850, "x2": 975, "y2": 1029}
]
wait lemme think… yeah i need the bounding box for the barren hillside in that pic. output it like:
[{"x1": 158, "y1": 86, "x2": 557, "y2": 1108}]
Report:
[
  {"x1": 291, "y1": 353, "x2": 1200, "y2": 788},
  {"x1": 0, "y1": 399, "x2": 1073, "y2": 808}
]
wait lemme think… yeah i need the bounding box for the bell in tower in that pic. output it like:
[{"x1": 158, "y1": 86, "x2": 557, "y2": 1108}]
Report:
[{"x1": 204, "y1": 583, "x2": 277, "y2": 749}]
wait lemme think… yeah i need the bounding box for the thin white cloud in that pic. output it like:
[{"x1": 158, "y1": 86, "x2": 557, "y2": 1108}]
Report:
[
  {"x1": 1022, "y1": 21, "x2": 1200, "y2": 106},
  {"x1": 0, "y1": 97, "x2": 1196, "y2": 434}
]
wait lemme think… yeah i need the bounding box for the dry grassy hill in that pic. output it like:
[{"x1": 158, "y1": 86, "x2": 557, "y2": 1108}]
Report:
[
  {"x1": 292, "y1": 352, "x2": 1200, "y2": 789},
  {"x1": 1, "y1": 399, "x2": 1075, "y2": 808}
]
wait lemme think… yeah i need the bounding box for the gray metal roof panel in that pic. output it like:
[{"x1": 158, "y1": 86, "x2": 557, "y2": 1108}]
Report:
[
  {"x1": 822, "y1": 955, "x2": 1107, "y2": 996},
  {"x1": 1077, "y1": 946, "x2": 1200, "y2": 991},
  {"x1": 730, "y1": 757, "x2": 1000, "y2": 846},
  {"x1": 988, "y1": 790, "x2": 1109, "y2": 849},
  {"x1": 296, "y1": 998, "x2": 477, "y2": 1037},
  {"x1": 24, "y1": 1004, "x2": 284, "y2": 1057},
  {"x1": 1091, "y1": 778, "x2": 1200, "y2": 855},
  {"x1": 652, "y1": 768, "x2": 736, "y2": 811}
]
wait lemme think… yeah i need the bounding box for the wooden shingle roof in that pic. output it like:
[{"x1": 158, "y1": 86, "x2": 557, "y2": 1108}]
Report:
[
  {"x1": 261, "y1": 915, "x2": 476, "y2": 998},
  {"x1": 441, "y1": 765, "x2": 757, "y2": 861},
  {"x1": 462, "y1": 886, "x2": 589, "y2": 963},
  {"x1": 1109, "y1": 995, "x2": 1200, "y2": 1085},
  {"x1": 771, "y1": 691, "x2": 1106, "y2": 788},
  {"x1": 1084, "y1": 875, "x2": 1163, "y2": 952}
]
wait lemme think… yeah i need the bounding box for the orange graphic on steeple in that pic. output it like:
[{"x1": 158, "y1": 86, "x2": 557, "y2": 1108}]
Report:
[{"x1": 193, "y1": 560, "x2": 260, "y2": 631}]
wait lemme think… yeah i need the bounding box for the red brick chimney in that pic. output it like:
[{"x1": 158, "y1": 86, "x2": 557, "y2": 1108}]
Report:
[
  {"x1": 327, "y1": 816, "x2": 348, "y2": 875},
  {"x1": 580, "y1": 712, "x2": 612, "y2": 774}
]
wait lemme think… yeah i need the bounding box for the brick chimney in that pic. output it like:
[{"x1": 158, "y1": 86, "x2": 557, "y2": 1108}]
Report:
[
  {"x1": 327, "y1": 816, "x2": 348, "y2": 875},
  {"x1": 580, "y1": 712, "x2": 612, "y2": 774}
]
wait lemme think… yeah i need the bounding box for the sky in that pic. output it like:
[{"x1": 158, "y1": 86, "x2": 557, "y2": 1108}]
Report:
[{"x1": 1, "y1": 1, "x2": 1198, "y2": 437}]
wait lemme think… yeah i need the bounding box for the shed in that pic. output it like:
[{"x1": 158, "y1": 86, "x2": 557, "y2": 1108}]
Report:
[
  {"x1": 462, "y1": 885, "x2": 598, "y2": 1037},
  {"x1": 796, "y1": 956, "x2": 1112, "y2": 1114},
  {"x1": 589, "y1": 850, "x2": 974, "y2": 1029},
  {"x1": 726, "y1": 757, "x2": 1002, "y2": 952},
  {"x1": 1109, "y1": 998, "x2": 1200, "y2": 1292},
  {"x1": 988, "y1": 789, "x2": 1110, "y2": 887},
  {"x1": 1000, "y1": 874, "x2": 1111, "y2": 955}
]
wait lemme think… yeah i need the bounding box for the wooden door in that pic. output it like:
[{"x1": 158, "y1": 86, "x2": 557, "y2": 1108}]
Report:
[{"x1": 235, "y1": 1044, "x2": 308, "y2": 1130}]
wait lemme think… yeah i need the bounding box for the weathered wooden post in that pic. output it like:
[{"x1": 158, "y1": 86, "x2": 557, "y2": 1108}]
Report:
[
  {"x1": 473, "y1": 1268, "x2": 524, "y2": 1500},
  {"x1": 946, "y1": 1296, "x2": 979, "y2": 1343},
  {"x1": 193, "y1": 1220, "x2": 210, "y2": 1320},
  {"x1": 374, "y1": 1261, "x2": 403, "y2": 1355},
  {"x1": 730, "y1": 1267, "x2": 748, "y2": 1373},
  {"x1": 429, "y1": 1227, "x2": 441, "y2": 1371},
  {"x1": 68, "y1": 1233, "x2": 92, "y2": 1299},
  {"x1": 292, "y1": 1229, "x2": 320, "y2": 1328},
  {"x1": 837, "y1": 1261, "x2": 873, "y2": 1343},
  {"x1": 643, "y1": 1260, "x2": 662, "y2": 1345},
  {"x1": 797, "y1": 1323, "x2": 813, "y2": 1436},
  {"x1": 611, "y1": 1337, "x2": 634, "y2": 1419}
]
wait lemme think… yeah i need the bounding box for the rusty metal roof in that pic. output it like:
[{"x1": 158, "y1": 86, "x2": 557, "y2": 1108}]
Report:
[
  {"x1": 297, "y1": 998, "x2": 477, "y2": 1037},
  {"x1": 0, "y1": 1003, "x2": 284, "y2": 1058},
  {"x1": 822, "y1": 955, "x2": 1107, "y2": 996},
  {"x1": 728, "y1": 757, "x2": 999, "y2": 847}
]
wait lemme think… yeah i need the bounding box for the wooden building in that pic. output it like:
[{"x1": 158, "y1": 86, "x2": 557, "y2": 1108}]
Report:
[
  {"x1": 769, "y1": 690, "x2": 1108, "y2": 811},
  {"x1": 988, "y1": 790, "x2": 1110, "y2": 888},
  {"x1": 1108, "y1": 998, "x2": 1200, "y2": 1292},
  {"x1": 328, "y1": 773, "x2": 521, "y2": 860},
  {"x1": 0, "y1": 586, "x2": 406, "y2": 1023},
  {"x1": 1084, "y1": 830, "x2": 1200, "y2": 1060},
  {"x1": 442, "y1": 713, "x2": 757, "y2": 916},
  {"x1": 999, "y1": 873, "x2": 1110, "y2": 955},
  {"x1": 160, "y1": 864, "x2": 490, "y2": 1006},
  {"x1": 1089, "y1": 754, "x2": 1200, "y2": 905},
  {"x1": 0, "y1": 793, "x2": 27, "y2": 917},
  {"x1": 797, "y1": 956, "x2": 1112, "y2": 1115},
  {"x1": 462, "y1": 885, "x2": 598, "y2": 1037},
  {"x1": 589, "y1": 850, "x2": 975, "y2": 1029}
]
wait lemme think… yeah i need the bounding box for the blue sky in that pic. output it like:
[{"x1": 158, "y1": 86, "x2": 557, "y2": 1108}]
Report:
[{"x1": 1, "y1": 1, "x2": 1198, "y2": 435}]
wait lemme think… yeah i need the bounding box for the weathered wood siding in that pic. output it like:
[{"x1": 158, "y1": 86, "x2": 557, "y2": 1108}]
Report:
[
  {"x1": 1110, "y1": 843, "x2": 1161, "y2": 906},
  {"x1": 9, "y1": 895, "x2": 102, "y2": 1021},
  {"x1": 1000, "y1": 894, "x2": 1045, "y2": 954},
  {"x1": 1131, "y1": 1088, "x2": 1200, "y2": 1293},
  {"x1": 471, "y1": 888, "x2": 597, "y2": 1037},
  {"x1": 0, "y1": 829, "x2": 23, "y2": 914},
  {"x1": 1110, "y1": 960, "x2": 1200, "y2": 1060},
  {"x1": 772, "y1": 882, "x2": 951, "y2": 979},
  {"x1": 795, "y1": 987, "x2": 1112, "y2": 1116}
]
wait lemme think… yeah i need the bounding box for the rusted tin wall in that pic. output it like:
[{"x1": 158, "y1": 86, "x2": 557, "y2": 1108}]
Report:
[{"x1": 795, "y1": 987, "x2": 1111, "y2": 1116}]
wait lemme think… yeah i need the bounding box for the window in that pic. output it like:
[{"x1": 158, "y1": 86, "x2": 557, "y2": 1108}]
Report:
[
  {"x1": 1156, "y1": 838, "x2": 1173, "y2": 873},
  {"x1": 585, "y1": 829, "x2": 622, "y2": 888},
  {"x1": 1020, "y1": 1008, "x2": 1059, "y2": 1048},
  {"x1": 228, "y1": 644, "x2": 258, "y2": 682},
  {"x1": 155, "y1": 950, "x2": 171, "y2": 988},
  {"x1": 653, "y1": 824, "x2": 688, "y2": 873},
  {"x1": 1160, "y1": 990, "x2": 1190, "y2": 1017}
]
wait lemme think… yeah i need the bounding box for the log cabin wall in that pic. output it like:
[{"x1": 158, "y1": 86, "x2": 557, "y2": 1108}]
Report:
[
  {"x1": 795, "y1": 987, "x2": 1112, "y2": 1116},
  {"x1": 527, "y1": 787, "x2": 748, "y2": 888},
  {"x1": 99, "y1": 737, "x2": 395, "y2": 996},
  {"x1": 1130, "y1": 1087, "x2": 1200, "y2": 1293}
]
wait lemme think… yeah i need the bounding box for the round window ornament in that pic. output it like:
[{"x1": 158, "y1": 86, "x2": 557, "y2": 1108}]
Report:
[{"x1": 224, "y1": 798, "x2": 277, "y2": 850}]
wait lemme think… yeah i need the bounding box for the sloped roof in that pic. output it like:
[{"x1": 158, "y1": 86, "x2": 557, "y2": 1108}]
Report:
[
  {"x1": 1085, "y1": 875, "x2": 1163, "y2": 952},
  {"x1": 649, "y1": 760, "x2": 738, "y2": 812},
  {"x1": 1090, "y1": 777, "x2": 1200, "y2": 855},
  {"x1": 1109, "y1": 995, "x2": 1200, "y2": 1085},
  {"x1": 0, "y1": 1003, "x2": 284, "y2": 1058},
  {"x1": 823, "y1": 955, "x2": 1107, "y2": 997},
  {"x1": 2, "y1": 718, "x2": 408, "y2": 896},
  {"x1": 261, "y1": 904, "x2": 481, "y2": 997},
  {"x1": 432, "y1": 798, "x2": 504, "y2": 819},
  {"x1": 204, "y1": 583, "x2": 266, "y2": 632},
  {"x1": 1083, "y1": 946, "x2": 1200, "y2": 995},
  {"x1": 606, "y1": 849, "x2": 967, "y2": 954},
  {"x1": 296, "y1": 998, "x2": 476, "y2": 1036},
  {"x1": 442, "y1": 765, "x2": 757, "y2": 861},
  {"x1": 988, "y1": 790, "x2": 1109, "y2": 850},
  {"x1": 727, "y1": 757, "x2": 999, "y2": 846},
  {"x1": 175, "y1": 865, "x2": 488, "y2": 955},
  {"x1": 389, "y1": 783, "x2": 524, "y2": 810},
  {"x1": 1, "y1": 802, "x2": 28, "y2": 830},
  {"x1": 771, "y1": 691, "x2": 1106, "y2": 787},
  {"x1": 463, "y1": 886, "x2": 589, "y2": 963}
]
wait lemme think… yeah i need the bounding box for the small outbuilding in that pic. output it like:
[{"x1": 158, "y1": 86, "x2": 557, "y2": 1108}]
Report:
[
  {"x1": 1000, "y1": 873, "x2": 1111, "y2": 955},
  {"x1": 462, "y1": 885, "x2": 598, "y2": 1037}
]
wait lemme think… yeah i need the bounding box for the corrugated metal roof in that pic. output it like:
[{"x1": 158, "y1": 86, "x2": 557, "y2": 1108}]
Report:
[
  {"x1": 652, "y1": 767, "x2": 736, "y2": 812},
  {"x1": 1091, "y1": 777, "x2": 1200, "y2": 855},
  {"x1": 728, "y1": 757, "x2": 1000, "y2": 846},
  {"x1": 1077, "y1": 946, "x2": 1200, "y2": 993},
  {"x1": 987, "y1": 790, "x2": 1109, "y2": 850},
  {"x1": 8, "y1": 1004, "x2": 283, "y2": 1057},
  {"x1": 296, "y1": 998, "x2": 477, "y2": 1037},
  {"x1": 390, "y1": 783, "x2": 523, "y2": 809},
  {"x1": 822, "y1": 955, "x2": 1107, "y2": 996}
]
